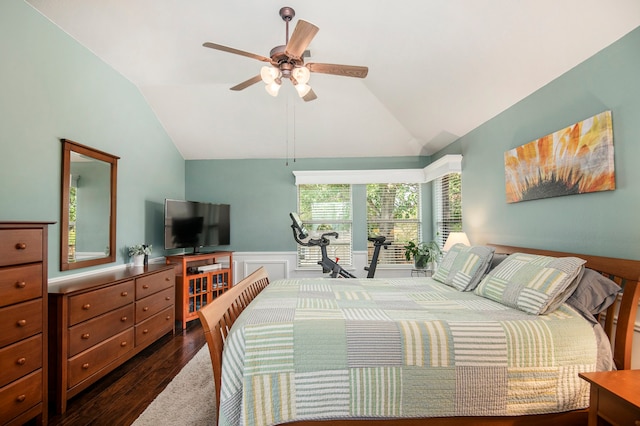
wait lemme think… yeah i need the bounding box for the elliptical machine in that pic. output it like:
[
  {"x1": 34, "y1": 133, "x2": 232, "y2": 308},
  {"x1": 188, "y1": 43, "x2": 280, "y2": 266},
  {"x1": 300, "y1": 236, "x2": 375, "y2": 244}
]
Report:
[
  {"x1": 290, "y1": 212, "x2": 390, "y2": 278},
  {"x1": 290, "y1": 212, "x2": 356, "y2": 278}
]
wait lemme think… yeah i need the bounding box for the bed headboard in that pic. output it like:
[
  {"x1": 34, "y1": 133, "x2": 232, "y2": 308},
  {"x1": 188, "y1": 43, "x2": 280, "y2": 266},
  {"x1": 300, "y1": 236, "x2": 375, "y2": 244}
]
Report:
[{"x1": 489, "y1": 244, "x2": 640, "y2": 370}]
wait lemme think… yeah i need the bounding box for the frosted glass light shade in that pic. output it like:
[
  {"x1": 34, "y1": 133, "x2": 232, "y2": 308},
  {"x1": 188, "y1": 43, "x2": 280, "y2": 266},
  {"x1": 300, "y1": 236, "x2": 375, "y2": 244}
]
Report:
[
  {"x1": 292, "y1": 66, "x2": 310, "y2": 85},
  {"x1": 265, "y1": 81, "x2": 281, "y2": 97},
  {"x1": 260, "y1": 66, "x2": 281, "y2": 84},
  {"x1": 295, "y1": 83, "x2": 311, "y2": 98},
  {"x1": 443, "y1": 232, "x2": 470, "y2": 251}
]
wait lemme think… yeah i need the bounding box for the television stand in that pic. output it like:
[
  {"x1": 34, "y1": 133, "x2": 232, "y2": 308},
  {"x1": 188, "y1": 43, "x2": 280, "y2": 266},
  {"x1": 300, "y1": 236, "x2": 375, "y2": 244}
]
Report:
[{"x1": 165, "y1": 251, "x2": 233, "y2": 329}]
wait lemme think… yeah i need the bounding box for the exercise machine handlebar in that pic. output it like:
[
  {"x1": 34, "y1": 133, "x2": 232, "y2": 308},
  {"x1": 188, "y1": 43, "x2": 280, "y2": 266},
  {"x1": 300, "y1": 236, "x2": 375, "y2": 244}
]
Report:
[
  {"x1": 289, "y1": 212, "x2": 356, "y2": 278},
  {"x1": 364, "y1": 235, "x2": 392, "y2": 278}
]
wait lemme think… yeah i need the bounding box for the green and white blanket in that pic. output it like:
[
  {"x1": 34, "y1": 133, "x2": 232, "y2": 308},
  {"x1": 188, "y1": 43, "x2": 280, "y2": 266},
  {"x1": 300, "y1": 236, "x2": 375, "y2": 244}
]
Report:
[{"x1": 218, "y1": 277, "x2": 598, "y2": 426}]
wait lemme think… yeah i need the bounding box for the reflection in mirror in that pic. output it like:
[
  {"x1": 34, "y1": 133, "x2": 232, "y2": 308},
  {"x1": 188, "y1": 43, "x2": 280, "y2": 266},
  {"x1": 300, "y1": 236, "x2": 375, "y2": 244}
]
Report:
[{"x1": 61, "y1": 139, "x2": 119, "y2": 271}]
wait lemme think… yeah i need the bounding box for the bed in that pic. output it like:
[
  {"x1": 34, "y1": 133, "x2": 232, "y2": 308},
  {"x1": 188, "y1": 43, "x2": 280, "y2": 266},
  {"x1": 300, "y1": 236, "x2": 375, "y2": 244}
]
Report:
[{"x1": 198, "y1": 244, "x2": 640, "y2": 426}]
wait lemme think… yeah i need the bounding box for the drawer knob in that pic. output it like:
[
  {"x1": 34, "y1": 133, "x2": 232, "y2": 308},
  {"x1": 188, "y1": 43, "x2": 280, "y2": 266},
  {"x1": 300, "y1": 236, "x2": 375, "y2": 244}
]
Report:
[
  {"x1": 82, "y1": 363, "x2": 90, "y2": 370},
  {"x1": 166, "y1": 315, "x2": 171, "y2": 320},
  {"x1": 143, "y1": 307, "x2": 149, "y2": 312},
  {"x1": 17, "y1": 319, "x2": 27, "y2": 327},
  {"x1": 120, "y1": 341, "x2": 127, "y2": 347},
  {"x1": 121, "y1": 291, "x2": 128, "y2": 297},
  {"x1": 15, "y1": 281, "x2": 27, "y2": 289},
  {"x1": 143, "y1": 284, "x2": 150, "y2": 289},
  {"x1": 16, "y1": 357, "x2": 26, "y2": 366},
  {"x1": 121, "y1": 316, "x2": 128, "y2": 322},
  {"x1": 82, "y1": 304, "x2": 91, "y2": 310},
  {"x1": 16, "y1": 394, "x2": 27, "y2": 403},
  {"x1": 143, "y1": 329, "x2": 149, "y2": 334},
  {"x1": 15, "y1": 242, "x2": 27, "y2": 250},
  {"x1": 165, "y1": 277, "x2": 171, "y2": 281},
  {"x1": 81, "y1": 333, "x2": 90, "y2": 340}
]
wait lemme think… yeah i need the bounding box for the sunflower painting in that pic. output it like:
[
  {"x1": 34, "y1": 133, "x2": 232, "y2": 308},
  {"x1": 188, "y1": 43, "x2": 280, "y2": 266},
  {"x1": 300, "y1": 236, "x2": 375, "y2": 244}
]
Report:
[{"x1": 504, "y1": 111, "x2": 615, "y2": 203}]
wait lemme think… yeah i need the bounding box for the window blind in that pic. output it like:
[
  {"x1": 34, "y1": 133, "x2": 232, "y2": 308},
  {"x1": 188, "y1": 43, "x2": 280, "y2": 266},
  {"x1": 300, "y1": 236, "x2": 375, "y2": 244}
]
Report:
[
  {"x1": 297, "y1": 184, "x2": 352, "y2": 268},
  {"x1": 434, "y1": 173, "x2": 463, "y2": 248},
  {"x1": 366, "y1": 183, "x2": 421, "y2": 265}
]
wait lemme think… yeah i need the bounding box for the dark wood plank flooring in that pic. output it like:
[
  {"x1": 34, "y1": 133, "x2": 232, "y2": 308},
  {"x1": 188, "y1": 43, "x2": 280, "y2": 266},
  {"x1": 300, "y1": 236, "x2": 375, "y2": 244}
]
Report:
[{"x1": 46, "y1": 320, "x2": 206, "y2": 426}]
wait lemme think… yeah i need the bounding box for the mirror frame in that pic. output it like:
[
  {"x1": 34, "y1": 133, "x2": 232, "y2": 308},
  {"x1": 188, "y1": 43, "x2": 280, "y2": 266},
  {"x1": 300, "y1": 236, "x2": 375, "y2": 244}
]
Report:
[{"x1": 60, "y1": 139, "x2": 119, "y2": 271}]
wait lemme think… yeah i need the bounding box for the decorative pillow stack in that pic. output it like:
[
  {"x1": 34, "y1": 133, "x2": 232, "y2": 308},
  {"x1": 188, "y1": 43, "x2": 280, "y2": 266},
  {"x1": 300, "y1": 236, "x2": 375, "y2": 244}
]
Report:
[
  {"x1": 432, "y1": 244, "x2": 495, "y2": 291},
  {"x1": 474, "y1": 252, "x2": 586, "y2": 315}
]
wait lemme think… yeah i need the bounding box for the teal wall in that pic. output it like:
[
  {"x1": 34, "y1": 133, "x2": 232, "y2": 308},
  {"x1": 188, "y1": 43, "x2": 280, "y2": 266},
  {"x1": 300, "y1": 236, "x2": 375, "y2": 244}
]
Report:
[
  {"x1": 185, "y1": 157, "x2": 430, "y2": 252},
  {"x1": 0, "y1": 0, "x2": 185, "y2": 278},
  {"x1": 434, "y1": 26, "x2": 640, "y2": 259}
]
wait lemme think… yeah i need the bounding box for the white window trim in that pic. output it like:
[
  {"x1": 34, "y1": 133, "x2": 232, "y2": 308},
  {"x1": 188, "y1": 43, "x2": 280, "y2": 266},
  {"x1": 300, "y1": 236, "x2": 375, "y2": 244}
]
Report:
[{"x1": 292, "y1": 155, "x2": 461, "y2": 185}]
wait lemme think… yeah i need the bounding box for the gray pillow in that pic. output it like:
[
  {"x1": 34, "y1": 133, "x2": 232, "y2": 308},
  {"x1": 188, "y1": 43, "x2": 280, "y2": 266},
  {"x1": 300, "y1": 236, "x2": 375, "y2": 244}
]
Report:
[{"x1": 566, "y1": 268, "x2": 621, "y2": 324}]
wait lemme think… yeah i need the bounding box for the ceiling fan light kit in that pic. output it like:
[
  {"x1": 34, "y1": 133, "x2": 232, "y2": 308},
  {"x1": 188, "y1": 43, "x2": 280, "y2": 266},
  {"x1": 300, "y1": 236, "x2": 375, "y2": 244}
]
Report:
[
  {"x1": 265, "y1": 80, "x2": 282, "y2": 97},
  {"x1": 203, "y1": 6, "x2": 368, "y2": 102}
]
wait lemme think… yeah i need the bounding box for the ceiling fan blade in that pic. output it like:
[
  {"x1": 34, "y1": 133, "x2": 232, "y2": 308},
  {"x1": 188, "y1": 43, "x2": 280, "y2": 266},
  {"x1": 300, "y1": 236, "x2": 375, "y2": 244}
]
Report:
[
  {"x1": 230, "y1": 75, "x2": 263, "y2": 91},
  {"x1": 302, "y1": 88, "x2": 317, "y2": 102},
  {"x1": 306, "y1": 63, "x2": 368, "y2": 78},
  {"x1": 284, "y1": 20, "x2": 319, "y2": 60},
  {"x1": 203, "y1": 42, "x2": 272, "y2": 63}
]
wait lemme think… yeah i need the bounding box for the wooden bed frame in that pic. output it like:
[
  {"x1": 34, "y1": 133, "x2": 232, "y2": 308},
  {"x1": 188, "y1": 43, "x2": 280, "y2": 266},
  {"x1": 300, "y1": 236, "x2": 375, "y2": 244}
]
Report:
[{"x1": 197, "y1": 244, "x2": 640, "y2": 426}]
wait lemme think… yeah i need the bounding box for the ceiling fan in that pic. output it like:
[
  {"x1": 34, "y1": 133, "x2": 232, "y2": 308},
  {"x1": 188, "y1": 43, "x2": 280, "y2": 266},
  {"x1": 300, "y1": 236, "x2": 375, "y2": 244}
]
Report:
[{"x1": 203, "y1": 6, "x2": 368, "y2": 102}]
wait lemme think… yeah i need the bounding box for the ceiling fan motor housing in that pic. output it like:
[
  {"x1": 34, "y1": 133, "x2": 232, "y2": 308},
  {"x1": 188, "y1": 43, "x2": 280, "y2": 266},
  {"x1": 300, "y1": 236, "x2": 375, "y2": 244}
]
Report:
[{"x1": 279, "y1": 7, "x2": 295, "y2": 22}]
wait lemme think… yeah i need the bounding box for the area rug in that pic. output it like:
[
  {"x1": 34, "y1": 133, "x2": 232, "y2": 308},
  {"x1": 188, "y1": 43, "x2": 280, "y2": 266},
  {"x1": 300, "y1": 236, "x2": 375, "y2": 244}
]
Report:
[{"x1": 132, "y1": 345, "x2": 216, "y2": 425}]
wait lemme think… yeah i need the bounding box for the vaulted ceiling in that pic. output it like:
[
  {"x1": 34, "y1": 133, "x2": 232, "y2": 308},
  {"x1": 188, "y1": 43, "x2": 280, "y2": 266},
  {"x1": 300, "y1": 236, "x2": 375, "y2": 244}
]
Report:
[{"x1": 26, "y1": 1, "x2": 640, "y2": 160}]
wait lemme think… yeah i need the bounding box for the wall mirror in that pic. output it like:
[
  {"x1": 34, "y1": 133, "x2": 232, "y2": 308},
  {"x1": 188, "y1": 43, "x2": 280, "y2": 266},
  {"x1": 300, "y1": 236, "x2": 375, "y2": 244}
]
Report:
[{"x1": 61, "y1": 139, "x2": 119, "y2": 271}]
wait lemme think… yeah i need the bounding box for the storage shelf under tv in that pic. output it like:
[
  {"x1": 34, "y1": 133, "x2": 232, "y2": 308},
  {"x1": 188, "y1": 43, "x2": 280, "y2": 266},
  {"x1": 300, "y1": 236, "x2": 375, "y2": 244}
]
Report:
[{"x1": 165, "y1": 251, "x2": 233, "y2": 329}]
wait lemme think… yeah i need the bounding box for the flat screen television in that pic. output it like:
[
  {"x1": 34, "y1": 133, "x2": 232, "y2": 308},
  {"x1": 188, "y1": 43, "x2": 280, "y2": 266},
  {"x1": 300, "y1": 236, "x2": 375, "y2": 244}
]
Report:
[{"x1": 164, "y1": 199, "x2": 230, "y2": 253}]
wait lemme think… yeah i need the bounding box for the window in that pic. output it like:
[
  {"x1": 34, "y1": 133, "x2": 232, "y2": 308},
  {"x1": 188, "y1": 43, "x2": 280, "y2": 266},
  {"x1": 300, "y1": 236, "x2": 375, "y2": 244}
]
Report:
[
  {"x1": 366, "y1": 183, "x2": 421, "y2": 265},
  {"x1": 297, "y1": 184, "x2": 352, "y2": 267},
  {"x1": 434, "y1": 173, "x2": 462, "y2": 248}
]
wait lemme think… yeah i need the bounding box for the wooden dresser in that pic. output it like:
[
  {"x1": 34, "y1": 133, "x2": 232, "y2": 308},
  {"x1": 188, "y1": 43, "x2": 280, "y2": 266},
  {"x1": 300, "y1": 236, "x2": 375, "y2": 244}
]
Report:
[
  {"x1": 0, "y1": 221, "x2": 51, "y2": 426},
  {"x1": 48, "y1": 263, "x2": 175, "y2": 414}
]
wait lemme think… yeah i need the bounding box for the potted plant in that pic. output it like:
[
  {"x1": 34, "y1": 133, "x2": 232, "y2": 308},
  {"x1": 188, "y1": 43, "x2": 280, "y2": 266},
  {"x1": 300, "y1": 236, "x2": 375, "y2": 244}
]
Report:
[
  {"x1": 404, "y1": 240, "x2": 441, "y2": 270},
  {"x1": 128, "y1": 244, "x2": 152, "y2": 266}
]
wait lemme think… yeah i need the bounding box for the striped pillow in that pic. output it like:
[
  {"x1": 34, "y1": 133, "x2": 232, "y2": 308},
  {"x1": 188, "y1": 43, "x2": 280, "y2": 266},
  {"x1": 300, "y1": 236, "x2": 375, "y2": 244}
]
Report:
[
  {"x1": 432, "y1": 244, "x2": 495, "y2": 291},
  {"x1": 474, "y1": 253, "x2": 586, "y2": 315}
]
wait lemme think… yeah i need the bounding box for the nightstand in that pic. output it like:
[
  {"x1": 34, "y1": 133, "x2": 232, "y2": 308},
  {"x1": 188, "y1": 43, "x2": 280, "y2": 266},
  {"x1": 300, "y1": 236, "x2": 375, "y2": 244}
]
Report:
[{"x1": 579, "y1": 370, "x2": 640, "y2": 426}]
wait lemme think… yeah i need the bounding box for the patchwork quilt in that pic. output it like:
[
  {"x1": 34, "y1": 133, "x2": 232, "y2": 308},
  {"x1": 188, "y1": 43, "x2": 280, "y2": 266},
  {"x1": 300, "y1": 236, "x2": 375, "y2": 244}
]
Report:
[{"x1": 218, "y1": 277, "x2": 598, "y2": 426}]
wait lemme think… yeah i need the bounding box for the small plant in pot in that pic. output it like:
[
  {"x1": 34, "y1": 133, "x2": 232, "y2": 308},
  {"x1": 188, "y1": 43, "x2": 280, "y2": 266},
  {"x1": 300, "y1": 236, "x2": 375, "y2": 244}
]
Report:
[
  {"x1": 404, "y1": 240, "x2": 441, "y2": 270},
  {"x1": 128, "y1": 244, "x2": 152, "y2": 266}
]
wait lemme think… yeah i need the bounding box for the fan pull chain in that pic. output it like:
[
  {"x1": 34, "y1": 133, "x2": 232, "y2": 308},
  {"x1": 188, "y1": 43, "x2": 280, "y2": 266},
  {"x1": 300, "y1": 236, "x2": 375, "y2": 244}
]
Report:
[
  {"x1": 293, "y1": 102, "x2": 296, "y2": 163},
  {"x1": 285, "y1": 96, "x2": 289, "y2": 166}
]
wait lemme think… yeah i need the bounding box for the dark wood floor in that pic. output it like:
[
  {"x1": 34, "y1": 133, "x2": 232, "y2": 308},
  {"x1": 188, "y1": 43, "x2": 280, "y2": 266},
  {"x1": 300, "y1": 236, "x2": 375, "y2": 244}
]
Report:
[{"x1": 46, "y1": 320, "x2": 206, "y2": 426}]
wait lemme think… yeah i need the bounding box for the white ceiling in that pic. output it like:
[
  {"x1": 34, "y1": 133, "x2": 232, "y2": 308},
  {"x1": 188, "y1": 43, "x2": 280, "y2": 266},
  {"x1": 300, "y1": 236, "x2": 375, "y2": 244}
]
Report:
[{"x1": 26, "y1": 0, "x2": 640, "y2": 160}]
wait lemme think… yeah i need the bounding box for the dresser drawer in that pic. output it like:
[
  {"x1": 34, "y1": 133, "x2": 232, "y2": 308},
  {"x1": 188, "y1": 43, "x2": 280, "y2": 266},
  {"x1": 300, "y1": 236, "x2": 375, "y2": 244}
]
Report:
[
  {"x1": 136, "y1": 268, "x2": 175, "y2": 300},
  {"x1": 68, "y1": 305, "x2": 135, "y2": 357},
  {"x1": 135, "y1": 306, "x2": 174, "y2": 347},
  {"x1": 0, "y1": 229, "x2": 43, "y2": 268},
  {"x1": 135, "y1": 287, "x2": 174, "y2": 323},
  {"x1": 0, "y1": 334, "x2": 42, "y2": 388},
  {"x1": 0, "y1": 369, "x2": 42, "y2": 425},
  {"x1": 0, "y1": 299, "x2": 42, "y2": 348},
  {"x1": 67, "y1": 328, "x2": 134, "y2": 389},
  {"x1": 0, "y1": 263, "x2": 42, "y2": 308},
  {"x1": 68, "y1": 280, "x2": 135, "y2": 326}
]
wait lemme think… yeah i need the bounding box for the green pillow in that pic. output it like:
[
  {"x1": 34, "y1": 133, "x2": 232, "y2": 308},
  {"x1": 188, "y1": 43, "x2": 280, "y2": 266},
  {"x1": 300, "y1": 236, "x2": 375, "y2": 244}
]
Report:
[
  {"x1": 474, "y1": 253, "x2": 586, "y2": 315},
  {"x1": 432, "y1": 244, "x2": 495, "y2": 291}
]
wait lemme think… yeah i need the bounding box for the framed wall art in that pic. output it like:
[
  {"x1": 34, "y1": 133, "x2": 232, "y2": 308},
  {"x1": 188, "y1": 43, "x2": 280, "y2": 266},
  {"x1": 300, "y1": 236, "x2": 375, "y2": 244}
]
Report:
[{"x1": 504, "y1": 110, "x2": 615, "y2": 203}]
